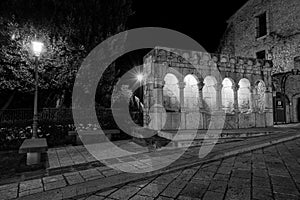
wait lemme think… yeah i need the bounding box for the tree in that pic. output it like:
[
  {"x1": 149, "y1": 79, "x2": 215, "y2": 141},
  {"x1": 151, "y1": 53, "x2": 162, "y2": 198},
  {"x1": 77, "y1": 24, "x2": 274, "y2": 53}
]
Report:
[{"x1": 0, "y1": 0, "x2": 133, "y2": 109}]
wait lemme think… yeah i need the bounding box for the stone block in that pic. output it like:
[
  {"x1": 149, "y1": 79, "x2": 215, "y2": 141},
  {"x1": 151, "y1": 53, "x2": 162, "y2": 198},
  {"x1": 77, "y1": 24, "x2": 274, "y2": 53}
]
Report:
[
  {"x1": 255, "y1": 113, "x2": 266, "y2": 127},
  {"x1": 265, "y1": 111, "x2": 273, "y2": 127},
  {"x1": 239, "y1": 113, "x2": 255, "y2": 128},
  {"x1": 185, "y1": 112, "x2": 202, "y2": 129},
  {"x1": 224, "y1": 114, "x2": 238, "y2": 129}
]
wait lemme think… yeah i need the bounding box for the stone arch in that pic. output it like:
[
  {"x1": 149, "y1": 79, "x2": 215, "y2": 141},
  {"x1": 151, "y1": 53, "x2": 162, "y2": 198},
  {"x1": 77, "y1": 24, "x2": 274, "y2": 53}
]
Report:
[
  {"x1": 184, "y1": 74, "x2": 199, "y2": 110},
  {"x1": 164, "y1": 67, "x2": 183, "y2": 82},
  {"x1": 203, "y1": 76, "x2": 217, "y2": 111},
  {"x1": 238, "y1": 78, "x2": 251, "y2": 113},
  {"x1": 163, "y1": 73, "x2": 180, "y2": 112},
  {"x1": 222, "y1": 78, "x2": 235, "y2": 113}
]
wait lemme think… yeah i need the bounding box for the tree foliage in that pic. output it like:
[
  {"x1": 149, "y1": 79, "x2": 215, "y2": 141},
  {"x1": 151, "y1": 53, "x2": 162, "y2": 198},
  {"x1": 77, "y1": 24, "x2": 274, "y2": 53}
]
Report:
[{"x1": 0, "y1": 0, "x2": 133, "y2": 101}]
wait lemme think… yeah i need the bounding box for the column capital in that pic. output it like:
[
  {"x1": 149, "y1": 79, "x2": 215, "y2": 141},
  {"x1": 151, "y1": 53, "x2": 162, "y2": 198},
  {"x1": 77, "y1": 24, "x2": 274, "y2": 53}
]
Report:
[
  {"x1": 178, "y1": 82, "x2": 186, "y2": 89},
  {"x1": 197, "y1": 81, "x2": 205, "y2": 90},
  {"x1": 154, "y1": 79, "x2": 165, "y2": 88},
  {"x1": 231, "y1": 84, "x2": 239, "y2": 91},
  {"x1": 214, "y1": 83, "x2": 223, "y2": 91},
  {"x1": 265, "y1": 86, "x2": 272, "y2": 92}
]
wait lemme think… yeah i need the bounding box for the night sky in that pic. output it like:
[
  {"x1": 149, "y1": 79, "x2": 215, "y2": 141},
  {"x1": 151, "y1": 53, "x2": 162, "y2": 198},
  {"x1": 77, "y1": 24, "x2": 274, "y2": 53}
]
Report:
[{"x1": 127, "y1": 0, "x2": 249, "y2": 53}]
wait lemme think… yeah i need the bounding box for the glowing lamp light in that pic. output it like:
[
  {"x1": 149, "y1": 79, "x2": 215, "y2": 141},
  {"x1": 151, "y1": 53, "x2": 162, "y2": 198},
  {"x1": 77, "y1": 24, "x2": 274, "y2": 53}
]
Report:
[
  {"x1": 31, "y1": 41, "x2": 44, "y2": 57},
  {"x1": 136, "y1": 74, "x2": 143, "y2": 82}
]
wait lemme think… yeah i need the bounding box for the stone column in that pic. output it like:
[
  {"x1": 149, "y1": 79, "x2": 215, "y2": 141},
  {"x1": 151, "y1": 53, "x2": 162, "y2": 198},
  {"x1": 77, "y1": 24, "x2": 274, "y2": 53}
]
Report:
[
  {"x1": 232, "y1": 84, "x2": 239, "y2": 112},
  {"x1": 153, "y1": 78, "x2": 164, "y2": 106},
  {"x1": 197, "y1": 81, "x2": 204, "y2": 109},
  {"x1": 250, "y1": 86, "x2": 257, "y2": 113},
  {"x1": 178, "y1": 81, "x2": 186, "y2": 129},
  {"x1": 178, "y1": 82, "x2": 186, "y2": 110},
  {"x1": 214, "y1": 83, "x2": 223, "y2": 111},
  {"x1": 148, "y1": 78, "x2": 165, "y2": 130}
]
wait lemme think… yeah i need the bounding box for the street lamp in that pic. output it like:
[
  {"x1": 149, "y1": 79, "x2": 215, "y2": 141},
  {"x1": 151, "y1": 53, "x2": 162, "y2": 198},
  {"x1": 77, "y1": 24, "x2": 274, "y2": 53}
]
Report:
[
  {"x1": 31, "y1": 41, "x2": 44, "y2": 138},
  {"x1": 136, "y1": 74, "x2": 143, "y2": 82},
  {"x1": 18, "y1": 41, "x2": 47, "y2": 166}
]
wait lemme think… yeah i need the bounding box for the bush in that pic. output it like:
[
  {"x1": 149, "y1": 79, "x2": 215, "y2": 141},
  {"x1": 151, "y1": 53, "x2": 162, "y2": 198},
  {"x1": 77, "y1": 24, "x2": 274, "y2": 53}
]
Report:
[{"x1": 0, "y1": 124, "x2": 73, "y2": 150}]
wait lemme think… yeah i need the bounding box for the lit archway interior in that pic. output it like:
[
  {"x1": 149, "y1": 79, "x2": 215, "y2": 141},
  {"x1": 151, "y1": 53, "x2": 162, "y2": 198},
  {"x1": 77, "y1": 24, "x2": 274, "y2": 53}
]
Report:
[
  {"x1": 222, "y1": 78, "x2": 234, "y2": 113},
  {"x1": 184, "y1": 75, "x2": 199, "y2": 110},
  {"x1": 203, "y1": 76, "x2": 217, "y2": 111},
  {"x1": 257, "y1": 80, "x2": 266, "y2": 112},
  {"x1": 163, "y1": 73, "x2": 180, "y2": 111},
  {"x1": 238, "y1": 78, "x2": 251, "y2": 113}
]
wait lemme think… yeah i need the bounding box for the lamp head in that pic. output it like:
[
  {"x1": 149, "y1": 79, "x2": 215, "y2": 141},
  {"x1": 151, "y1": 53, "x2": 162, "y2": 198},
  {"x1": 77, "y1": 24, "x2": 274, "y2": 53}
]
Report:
[
  {"x1": 136, "y1": 74, "x2": 143, "y2": 82},
  {"x1": 31, "y1": 41, "x2": 44, "y2": 57}
]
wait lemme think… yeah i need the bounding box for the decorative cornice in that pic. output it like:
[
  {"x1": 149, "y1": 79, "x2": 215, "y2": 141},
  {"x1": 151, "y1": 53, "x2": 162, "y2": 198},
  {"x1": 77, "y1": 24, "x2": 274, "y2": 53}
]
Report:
[{"x1": 144, "y1": 47, "x2": 273, "y2": 74}]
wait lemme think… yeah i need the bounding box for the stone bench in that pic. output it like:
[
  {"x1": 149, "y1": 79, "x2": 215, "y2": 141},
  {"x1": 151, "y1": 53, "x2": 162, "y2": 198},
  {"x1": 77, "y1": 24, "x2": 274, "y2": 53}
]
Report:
[
  {"x1": 19, "y1": 138, "x2": 48, "y2": 165},
  {"x1": 104, "y1": 129, "x2": 121, "y2": 140},
  {"x1": 68, "y1": 130, "x2": 82, "y2": 145}
]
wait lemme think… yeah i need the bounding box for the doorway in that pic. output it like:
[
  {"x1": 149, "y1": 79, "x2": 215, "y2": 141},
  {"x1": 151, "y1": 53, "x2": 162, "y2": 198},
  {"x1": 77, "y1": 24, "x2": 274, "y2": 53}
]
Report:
[{"x1": 297, "y1": 98, "x2": 300, "y2": 122}]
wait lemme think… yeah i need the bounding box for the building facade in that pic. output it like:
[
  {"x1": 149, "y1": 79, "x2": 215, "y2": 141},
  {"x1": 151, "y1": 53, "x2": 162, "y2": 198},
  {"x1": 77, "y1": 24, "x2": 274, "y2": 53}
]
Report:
[
  {"x1": 142, "y1": 47, "x2": 273, "y2": 132},
  {"x1": 219, "y1": 0, "x2": 300, "y2": 124}
]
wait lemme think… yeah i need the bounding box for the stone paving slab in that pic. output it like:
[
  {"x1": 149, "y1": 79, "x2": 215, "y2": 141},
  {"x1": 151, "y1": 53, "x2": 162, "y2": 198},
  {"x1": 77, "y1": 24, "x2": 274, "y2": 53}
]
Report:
[
  {"x1": 47, "y1": 141, "x2": 148, "y2": 171},
  {"x1": 1, "y1": 128, "x2": 300, "y2": 199}
]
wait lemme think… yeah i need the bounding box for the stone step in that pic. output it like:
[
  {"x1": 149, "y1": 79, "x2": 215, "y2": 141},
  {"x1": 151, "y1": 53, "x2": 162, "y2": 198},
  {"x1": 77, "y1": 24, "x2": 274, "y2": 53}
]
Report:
[
  {"x1": 157, "y1": 129, "x2": 275, "y2": 141},
  {"x1": 132, "y1": 127, "x2": 282, "y2": 150},
  {"x1": 162, "y1": 138, "x2": 244, "y2": 149}
]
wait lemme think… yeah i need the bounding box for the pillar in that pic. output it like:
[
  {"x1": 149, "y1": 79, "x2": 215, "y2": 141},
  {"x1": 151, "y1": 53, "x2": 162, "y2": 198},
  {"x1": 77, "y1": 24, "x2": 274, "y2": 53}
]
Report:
[
  {"x1": 250, "y1": 85, "x2": 256, "y2": 112},
  {"x1": 198, "y1": 81, "x2": 204, "y2": 109},
  {"x1": 197, "y1": 81, "x2": 205, "y2": 129},
  {"x1": 214, "y1": 83, "x2": 222, "y2": 111},
  {"x1": 178, "y1": 81, "x2": 186, "y2": 129},
  {"x1": 154, "y1": 78, "x2": 164, "y2": 105},
  {"x1": 148, "y1": 78, "x2": 165, "y2": 130},
  {"x1": 232, "y1": 84, "x2": 239, "y2": 112}
]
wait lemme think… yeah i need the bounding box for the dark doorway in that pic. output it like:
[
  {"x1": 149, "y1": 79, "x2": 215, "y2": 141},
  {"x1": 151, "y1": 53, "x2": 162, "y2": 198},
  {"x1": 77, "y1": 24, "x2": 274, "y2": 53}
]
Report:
[
  {"x1": 297, "y1": 98, "x2": 300, "y2": 122},
  {"x1": 273, "y1": 92, "x2": 286, "y2": 124}
]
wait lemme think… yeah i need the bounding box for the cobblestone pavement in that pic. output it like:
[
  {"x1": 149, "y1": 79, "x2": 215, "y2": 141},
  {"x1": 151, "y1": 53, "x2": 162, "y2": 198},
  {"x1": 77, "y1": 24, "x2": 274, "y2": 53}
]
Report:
[
  {"x1": 47, "y1": 128, "x2": 283, "y2": 171},
  {"x1": 48, "y1": 141, "x2": 148, "y2": 169},
  {"x1": 76, "y1": 138, "x2": 300, "y2": 200}
]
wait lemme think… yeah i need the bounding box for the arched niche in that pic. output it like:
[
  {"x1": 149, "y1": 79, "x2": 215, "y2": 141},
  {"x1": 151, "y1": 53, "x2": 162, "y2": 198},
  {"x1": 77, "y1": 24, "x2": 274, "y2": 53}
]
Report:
[
  {"x1": 184, "y1": 74, "x2": 199, "y2": 110},
  {"x1": 222, "y1": 78, "x2": 234, "y2": 113},
  {"x1": 163, "y1": 73, "x2": 180, "y2": 112},
  {"x1": 203, "y1": 76, "x2": 217, "y2": 111},
  {"x1": 238, "y1": 78, "x2": 251, "y2": 113}
]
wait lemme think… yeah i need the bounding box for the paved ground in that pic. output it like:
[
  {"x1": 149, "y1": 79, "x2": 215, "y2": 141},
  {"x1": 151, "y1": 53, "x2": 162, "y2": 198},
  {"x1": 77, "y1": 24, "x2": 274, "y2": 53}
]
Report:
[
  {"x1": 75, "y1": 137, "x2": 300, "y2": 200},
  {"x1": 0, "y1": 126, "x2": 300, "y2": 200},
  {"x1": 48, "y1": 141, "x2": 148, "y2": 169},
  {"x1": 48, "y1": 127, "x2": 284, "y2": 171}
]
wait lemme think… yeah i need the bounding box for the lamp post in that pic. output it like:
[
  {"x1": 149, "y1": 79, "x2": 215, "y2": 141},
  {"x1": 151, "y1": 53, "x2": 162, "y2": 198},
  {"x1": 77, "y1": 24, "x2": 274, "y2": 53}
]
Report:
[
  {"x1": 31, "y1": 41, "x2": 43, "y2": 138},
  {"x1": 18, "y1": 41, "x2": 47, "y2": 166}
]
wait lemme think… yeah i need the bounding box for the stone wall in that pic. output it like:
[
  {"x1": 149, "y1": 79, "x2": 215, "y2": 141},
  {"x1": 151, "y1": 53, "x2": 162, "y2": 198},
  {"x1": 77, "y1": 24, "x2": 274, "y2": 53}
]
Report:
[{"x1": 219, "y1": 0, "x2": 300, "y2": 74}]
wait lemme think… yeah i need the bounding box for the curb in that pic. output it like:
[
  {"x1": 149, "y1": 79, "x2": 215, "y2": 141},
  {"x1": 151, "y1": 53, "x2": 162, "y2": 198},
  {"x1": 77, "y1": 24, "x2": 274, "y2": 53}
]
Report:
[{"x1": 16, "y1": 132, "x2": 300, "y2": 200}]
